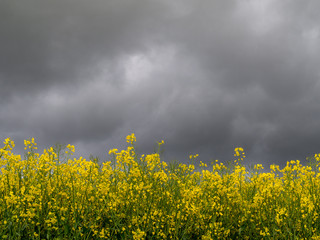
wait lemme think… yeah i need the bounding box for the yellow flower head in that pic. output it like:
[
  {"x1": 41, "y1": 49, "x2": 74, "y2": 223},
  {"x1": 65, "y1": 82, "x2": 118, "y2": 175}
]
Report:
[
  {"x1": 126, "y1": 133, "x2": 136, "y2": 145},
  {"x1": 108, "y1": 148, "x2": 118, "y2": 155},
  {"x1": 189, "y1": 154, "x2": 199, "y2": 160},
  {"x1": 65, "y1": 144, "x2": 75, "y2": 155}
]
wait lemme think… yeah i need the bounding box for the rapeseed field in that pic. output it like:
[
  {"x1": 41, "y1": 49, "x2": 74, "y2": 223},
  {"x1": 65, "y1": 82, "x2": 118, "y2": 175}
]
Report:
[{"x1": 1, "y1": 134, "x2": 320, "y2": 239}]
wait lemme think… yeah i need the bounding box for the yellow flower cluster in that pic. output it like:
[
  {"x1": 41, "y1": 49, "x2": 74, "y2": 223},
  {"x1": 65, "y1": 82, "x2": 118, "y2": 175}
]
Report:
[
  {"x1": 1, "y1": 135, "x2": 320, "y2": 239},
  {"x1": 234, "y1": 147, "x2": 245, "y2": 164}
]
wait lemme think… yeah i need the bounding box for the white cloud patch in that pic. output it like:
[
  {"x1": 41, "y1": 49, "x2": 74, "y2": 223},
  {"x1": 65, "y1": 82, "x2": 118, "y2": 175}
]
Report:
[{"x1": 236, "y1": 0, "x2": 283, "y2": 35}]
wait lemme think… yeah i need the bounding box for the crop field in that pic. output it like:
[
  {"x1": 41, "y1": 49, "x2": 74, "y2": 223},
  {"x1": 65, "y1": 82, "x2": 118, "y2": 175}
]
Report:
[{"x1": 1, "y1": 134, "x2": 320, "y2": 239}]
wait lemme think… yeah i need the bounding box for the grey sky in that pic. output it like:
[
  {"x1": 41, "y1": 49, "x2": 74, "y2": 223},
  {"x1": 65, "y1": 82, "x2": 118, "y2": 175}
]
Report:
[{"x1": 1, "y1": 0, "x2": 320, "y2": 168}]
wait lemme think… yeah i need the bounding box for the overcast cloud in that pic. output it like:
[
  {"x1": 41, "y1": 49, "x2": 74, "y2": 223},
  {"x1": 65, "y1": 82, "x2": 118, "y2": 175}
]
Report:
[{"x1": 1, "y1": 0, "x2": 320, "y2": 168}]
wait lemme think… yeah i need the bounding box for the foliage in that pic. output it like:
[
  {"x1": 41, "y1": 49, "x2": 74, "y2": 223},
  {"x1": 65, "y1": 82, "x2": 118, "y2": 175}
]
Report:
[{"x1": 1, "y1": 135, "x2": 320, "y2": 239}]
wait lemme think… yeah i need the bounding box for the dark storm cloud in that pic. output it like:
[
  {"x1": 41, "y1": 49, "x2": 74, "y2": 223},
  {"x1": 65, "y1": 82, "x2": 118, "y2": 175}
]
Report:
[
  {"x1": 1, "y1": 0, "x2": 320, "y2": 167},
  {"x1": 0, "y1": 0, "x2": 169, "y2": 98},
  {"x1": 152, "y1": 0, "x2": 320, "y2": 165}
]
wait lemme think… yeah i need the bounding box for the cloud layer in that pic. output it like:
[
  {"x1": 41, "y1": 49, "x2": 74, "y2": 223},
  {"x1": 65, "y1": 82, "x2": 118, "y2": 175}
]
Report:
[{"x1": 1, "y1": 0, "x2": 320, "y2": 167}]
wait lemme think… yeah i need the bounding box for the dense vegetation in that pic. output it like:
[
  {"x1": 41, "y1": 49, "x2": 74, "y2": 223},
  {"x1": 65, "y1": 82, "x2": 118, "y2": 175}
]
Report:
[{"x1": 1, "y1": 134, "x2": 320, "y2": 239}]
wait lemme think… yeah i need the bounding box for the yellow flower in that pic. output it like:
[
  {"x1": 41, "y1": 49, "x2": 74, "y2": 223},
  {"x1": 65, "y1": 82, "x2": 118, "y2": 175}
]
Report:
[
  {"x1": 108, "y1": 148, "x2": 118, "y2": 155},
  {"x1": 126, "y1": 133, "x2": 136, "y2": 144},
  {"x1": 132, "y1": 229, "x2": 146, "y2": 240},
  {"x1": 189, "y1": 154, "x2": 199, "y2": 160}
]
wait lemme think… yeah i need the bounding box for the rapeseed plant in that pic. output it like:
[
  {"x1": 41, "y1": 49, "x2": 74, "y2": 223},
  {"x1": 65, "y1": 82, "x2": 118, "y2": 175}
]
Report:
[{"x1": 1, "y1": 134, "x2": 320, "y2": 239}]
